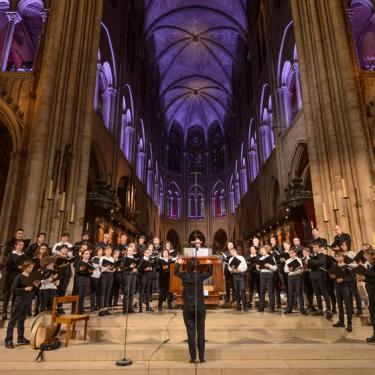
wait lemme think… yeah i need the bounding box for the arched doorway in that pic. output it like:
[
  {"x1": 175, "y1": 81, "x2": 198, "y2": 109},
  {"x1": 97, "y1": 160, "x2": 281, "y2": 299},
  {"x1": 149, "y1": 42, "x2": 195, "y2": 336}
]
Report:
[
  {"x1": 188, "y1": 230, "x2": 206, "y2": 246},
  {"x1": 166, "y1": 229, "x2": 180, "y2": 251},
  {"x1": 0, "y1": 122, "x2": 12, "y2": 212},
  {"x1": 212, "y1": 229, "x2": 227, "y2": 254}
]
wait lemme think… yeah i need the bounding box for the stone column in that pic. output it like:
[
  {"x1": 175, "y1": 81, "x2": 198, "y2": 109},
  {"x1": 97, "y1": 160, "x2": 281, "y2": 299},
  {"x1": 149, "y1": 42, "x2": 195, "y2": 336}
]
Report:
[
  {"x1": 290, "y1": 0, "x2": 375, "y2": 246},
  {"x1": 137, "y1": 151, "x2": 146, "y2": 183},
  {"x1": 293, "y1": 65, "x2": 303, "y2": 110},
  {"x1": 102, "y1": 87, "x2": 117, "y2": 131},
  {"x1": 259, "y1": 124, "x2": 271, "y2": 162},
  {"x1": 93, "y1": 64, "x2": 101, "y2": 112},
  {"x1": 277, "y1": 86, "x2": 292, "y2": 128},
  {"x1": 240, "y1": 168, "x2": 247, "y2": 195},
  {"x1": 19, "y1": 0, "x2": 103, "y2": 243},
  {"x1": 0, "y1": 151, "x2": 27, "y2": 264},
  {"x1": 124, "y1": 126, "x2": 134, "y2": 161},
  {"x1": 0, "y1": 12, "x2": 21, "y2": 71}
]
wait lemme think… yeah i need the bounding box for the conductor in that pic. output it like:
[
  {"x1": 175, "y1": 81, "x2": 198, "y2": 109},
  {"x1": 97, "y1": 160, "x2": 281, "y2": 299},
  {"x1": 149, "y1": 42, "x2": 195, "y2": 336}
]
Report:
[{"x1": 174, "y1": 243, "x2": 213, "y2": 364}]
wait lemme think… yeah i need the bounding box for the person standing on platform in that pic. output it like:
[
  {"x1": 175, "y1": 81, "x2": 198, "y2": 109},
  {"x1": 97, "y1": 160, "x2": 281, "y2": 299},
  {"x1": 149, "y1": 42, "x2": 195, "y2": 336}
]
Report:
[
  {"x1": 357, "y1": 247, "x2": 375, "y2": 342},
  {"x1": 157, "y1": 249, "x2": 174, "y2": 311},
  {"x1": 75, "y1": 249, "x2": 93, "y2": 314},
  {"x1": 339, "y1": 240, "x2": 363, "y2": 315},
  {"x1": 0, "y1": 228, "x2": 29, "y2": 259},
  {"x1": 284, "y1": 248, "x2": 307, "y2": 315},
  {"x1": 333, "y1": 225, "x2": 352, "y2": 247},
  {"x1": 302, "y1": 247, "x2": 315, "y2": 312},
  {"x1": 151, "y1": 237, "x2": 162, "y2": 295},
  {"x1": 110, "y1": 249, "x2": 123, "y2": 309},
  {"x1": 174, "y1": 257, "x2": 213, "y2": 364},
  {"x1": 26, "y1": 232, "x2": 47, "y2": 257},
  {"x1": 90, "y1": 247, "x2": 102, "y2": 312},
  {"x1": 222, "y1": 245, "x2": 233, "y2": 303},
  {"x1": 227, "y1": 242, "x2": 248, "y2": 312},
  {"x1": 4, "y1": 260, "x2": 40, "y2": 349},
  {"x1": 246, "y1": 245, "x2": 260, "y2": 308},
  {"x1": 2, "y1": 240, "x2": 25, "y2": 320},
  {"x1": 310, "y1": 228, "x2": 327, "y2": 246},
  {"x1": 122, "y1": 243, "x2": 138, "y2": 314},
  {"x1": 73, "y1": 231, "x2": 93, "y2": 256},
  {"x1": 115, "y1": 233, "x2": 128, "y2": 255},
  {"x1": 308, "y1": 241, "x2": 333, "y2": 320},
  {"x1": 138, "y1": 244, "x2": 154, "y2": 312},
  {"x1": 292, "y1": 237, "x2": 304, "y2": 258},
  {"x1": 270, "y1": 236, "x2": 283, "y2": 309},
  {"x1": 252, "y1": 237, "x2": 260, "y2": 254},
  {"x1": 52, "y1": 231, "x2": 73, "y2": 255},
  {"x1": 257, "y1": 246, "x2": 277, "y2": 312},
  {"x1": 330, "y1": 251, "x2": 353, "y2": 332},
  {"x1": 164, "y1": 240, "x2": 178, "y2": 258},
  {"x1": 39, "y1": 256, "x2": 59, "y2": 312},
  {"x1": 137, "y1": 235, "x2": 146, "y2": 256},
  {"x1": 96, "y1": 232, "x2": 110, "y2": 251},
  {"x1": 54, "y1": 244, "x2": 73, "y2": 314},
  {"x1": 98, "y1": 245, "x2": 114, "y2": 316}
]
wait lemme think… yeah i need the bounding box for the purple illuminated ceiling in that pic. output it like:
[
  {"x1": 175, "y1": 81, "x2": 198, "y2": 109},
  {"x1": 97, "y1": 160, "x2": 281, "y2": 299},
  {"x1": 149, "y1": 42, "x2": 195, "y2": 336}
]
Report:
[{"x1": 144, "y1": 0, "x2": 248, "y2": 133}]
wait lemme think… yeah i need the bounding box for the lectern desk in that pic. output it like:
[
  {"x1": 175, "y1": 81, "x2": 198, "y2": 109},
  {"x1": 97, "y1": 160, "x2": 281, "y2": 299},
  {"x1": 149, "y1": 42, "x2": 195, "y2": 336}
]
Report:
[{"x1": 169, "y1": 254, "x2": 224, "y2": 307}]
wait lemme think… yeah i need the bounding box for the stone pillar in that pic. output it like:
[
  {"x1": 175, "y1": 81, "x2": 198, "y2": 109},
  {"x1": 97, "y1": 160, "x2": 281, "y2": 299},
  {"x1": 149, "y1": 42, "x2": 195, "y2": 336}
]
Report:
[
  {"x1": 177, "y1": 197, "x2": 182, "y2": 220},
  {"x1": 147, "y1": 169, "x2": 153, "y2": 197},
  {"x1": 124, "y1": 126, "x2": 134, "y2": 161},
  {"x1": 159, "y1": 192, "x2": 164, "y2": 215},
  {"x1": 137, "y1": 151, "x2": 146, "y2": 183},
  {"x1": 259, "y1": 124, "x2": 271, "y2": 162},
  {"x1": 102, "y1": 87, "x2": 117, "y2": 131},
  {"x1": 290, "y1": 0, "x2": 375, "y2": 246},
  {"x1": 234, "y1": 181, "x2": 240, "y2": 205},
  {"x1": 93, "y1": 64, "x2": 101, "y2": 111},
  {"x1": 267, "y1": 112, "x2": 275, "y2": 148},
  {"x1": 240, "y1": 168, "x2": 247, "y2": 195},
  {"x1": 277, "y1": 86, "x2": 292, "y2": 128},
  {"x1": 294, "y1": 65, "x2": 303, "y2": 110},
  {"x1": 248, "y1": 150, "x2": 256, "y2": 182},
  {"x1": 0, "y1": 12, "x2": 21, "y2": 71},
  {"x1": 0, "y1": 152, "x2": 27, "y2": 264},
  {"x1": 19, "y1": 0, "x2": 104, "y2": 243}
]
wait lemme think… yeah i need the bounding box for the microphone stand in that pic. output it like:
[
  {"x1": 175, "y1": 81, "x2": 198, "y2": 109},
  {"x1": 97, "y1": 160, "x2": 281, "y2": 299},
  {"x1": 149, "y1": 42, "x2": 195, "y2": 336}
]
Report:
[
  {"x1": 194, "y1": 244, "x2": 199, "y2": 372},
  {"x1": 116, "y1": 268, "x2": 133, "y2": 366}
]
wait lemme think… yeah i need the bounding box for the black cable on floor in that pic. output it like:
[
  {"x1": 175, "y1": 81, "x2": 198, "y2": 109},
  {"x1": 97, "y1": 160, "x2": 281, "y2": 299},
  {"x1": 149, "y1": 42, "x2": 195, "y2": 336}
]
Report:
[{"x1": 146, "y1": 310, "x2": 178, "y2": 375}]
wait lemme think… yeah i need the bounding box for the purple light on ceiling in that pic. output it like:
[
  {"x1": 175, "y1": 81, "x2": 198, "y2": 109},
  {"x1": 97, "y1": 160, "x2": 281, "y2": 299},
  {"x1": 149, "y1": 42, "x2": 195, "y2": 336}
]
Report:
[{"x1": 144, "y1": 0, "x2": 248, "y2": 133}]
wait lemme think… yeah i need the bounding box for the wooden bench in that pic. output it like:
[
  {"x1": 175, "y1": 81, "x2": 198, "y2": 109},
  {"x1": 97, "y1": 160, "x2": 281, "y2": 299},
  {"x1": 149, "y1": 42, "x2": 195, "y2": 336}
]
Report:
[{"x1": 51, "y1": 296, "x2": 89, "y2": 347}]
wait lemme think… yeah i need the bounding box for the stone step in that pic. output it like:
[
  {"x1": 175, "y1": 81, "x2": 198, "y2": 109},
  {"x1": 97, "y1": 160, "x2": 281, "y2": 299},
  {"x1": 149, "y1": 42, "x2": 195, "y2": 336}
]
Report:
[
  {"x1": 0, "y1": 325, "x2": 371, "y2": 343},
  {"x1": 11, "y1": 310, "x2": 369, "y2": 328},
  {"x1": 2, "y1": 359, "x2": 375, "y2": 375},
  {"x1": 0, "y1": 343, "x2": 374, "y2": 362}
]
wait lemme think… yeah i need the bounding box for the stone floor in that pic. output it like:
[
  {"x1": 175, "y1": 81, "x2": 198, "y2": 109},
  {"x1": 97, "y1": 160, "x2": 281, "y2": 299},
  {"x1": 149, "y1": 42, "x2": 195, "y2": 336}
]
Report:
[{"x1": 0, "y1": 302, "x2": 374, "y2": 375}]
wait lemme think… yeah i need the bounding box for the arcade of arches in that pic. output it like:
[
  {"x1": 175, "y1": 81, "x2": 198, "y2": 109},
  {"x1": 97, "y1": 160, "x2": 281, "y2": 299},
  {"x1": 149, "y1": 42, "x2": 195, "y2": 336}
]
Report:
[{"x1": 0, "y1": 0, "x2": 374, "y2": 255}]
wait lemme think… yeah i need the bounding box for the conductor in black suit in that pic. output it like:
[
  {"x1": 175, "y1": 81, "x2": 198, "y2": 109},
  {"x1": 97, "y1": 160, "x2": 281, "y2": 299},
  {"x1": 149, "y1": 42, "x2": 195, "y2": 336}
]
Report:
[{"x1": 174, "y1": 257, "x2": 213, "y2": 364}]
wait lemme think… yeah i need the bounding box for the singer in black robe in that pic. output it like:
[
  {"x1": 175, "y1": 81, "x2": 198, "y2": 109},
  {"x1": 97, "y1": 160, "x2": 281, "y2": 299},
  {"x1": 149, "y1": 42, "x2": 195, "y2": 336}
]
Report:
[{"x1": 174, "y1": 258, "x2": 213, "y2": 363}]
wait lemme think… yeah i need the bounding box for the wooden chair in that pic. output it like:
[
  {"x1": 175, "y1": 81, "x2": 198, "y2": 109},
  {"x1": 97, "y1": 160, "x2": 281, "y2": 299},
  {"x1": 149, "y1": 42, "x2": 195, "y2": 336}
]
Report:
[{"x1": 51, "y1": 295, "x2": 89, "y2": 347}]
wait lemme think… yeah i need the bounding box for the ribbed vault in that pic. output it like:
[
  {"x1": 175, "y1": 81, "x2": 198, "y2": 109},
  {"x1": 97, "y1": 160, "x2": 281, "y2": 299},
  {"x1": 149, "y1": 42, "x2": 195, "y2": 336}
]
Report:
[{"x1": 144, "y1": 0, "x2": 248, "y2": 135}]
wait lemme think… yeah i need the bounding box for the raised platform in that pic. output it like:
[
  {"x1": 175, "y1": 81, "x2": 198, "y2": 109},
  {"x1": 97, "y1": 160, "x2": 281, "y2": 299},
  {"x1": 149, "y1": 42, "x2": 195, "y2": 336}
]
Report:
[{"x1": 1, "y1": 307, "x2": 375, "y2": 374}]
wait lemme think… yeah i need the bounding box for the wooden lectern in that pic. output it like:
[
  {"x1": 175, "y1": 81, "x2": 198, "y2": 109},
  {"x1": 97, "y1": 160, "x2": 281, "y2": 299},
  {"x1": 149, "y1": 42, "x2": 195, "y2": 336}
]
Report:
[{"x1": 170, "y1": 256, "x2": 224, "y2": 307}]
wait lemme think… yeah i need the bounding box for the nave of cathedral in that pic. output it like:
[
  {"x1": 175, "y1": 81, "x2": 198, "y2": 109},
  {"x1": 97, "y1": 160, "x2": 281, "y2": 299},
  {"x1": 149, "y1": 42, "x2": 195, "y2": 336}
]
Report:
[{"x1": 0, "y1": 0, "x2": 375, "y2": 374}]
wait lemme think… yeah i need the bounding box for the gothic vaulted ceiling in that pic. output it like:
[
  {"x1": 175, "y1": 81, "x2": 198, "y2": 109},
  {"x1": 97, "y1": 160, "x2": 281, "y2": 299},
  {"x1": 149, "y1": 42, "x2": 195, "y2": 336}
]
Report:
[{"x1": 144, "y1": 0, "x2": 248, "y2": 135}]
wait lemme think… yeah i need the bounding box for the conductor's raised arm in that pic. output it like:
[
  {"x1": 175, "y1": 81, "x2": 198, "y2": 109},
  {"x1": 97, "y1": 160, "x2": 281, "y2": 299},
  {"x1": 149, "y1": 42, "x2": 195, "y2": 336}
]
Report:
[{"x1": 174, "y1": 259, "x2": 184, "y2": 279}]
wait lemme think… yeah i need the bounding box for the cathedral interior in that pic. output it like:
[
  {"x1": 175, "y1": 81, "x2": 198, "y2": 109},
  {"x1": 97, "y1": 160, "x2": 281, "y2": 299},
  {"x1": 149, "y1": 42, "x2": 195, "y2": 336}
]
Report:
[
  {"x1": 1, "y1": 0, "x2": 375, "y2": 373},
  {"x1": 0, "y1": 0, "x2": 374, "y2": 252}
]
